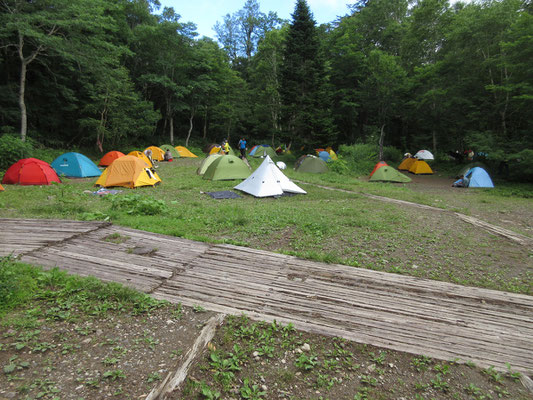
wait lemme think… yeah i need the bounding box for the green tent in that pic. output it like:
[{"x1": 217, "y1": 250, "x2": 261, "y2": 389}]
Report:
[
  {"x1": 159, "y1": 144, "x2": 180, "y2": 159},
  {"x1": 251, "y1": 145, "x2": 276, "y2": 158},
  {"x1": 197, "y1": 154, "x2": 222, "y2": 175},
  {"x1": 295, "y1": 155, "x2": 328, "y2": 173},
  {"x1": 203, "y1": 155, "x2": 251, "y2": 180},
  {"x1": 369, "y1": 166, "x2": 411, "y2": 183}
]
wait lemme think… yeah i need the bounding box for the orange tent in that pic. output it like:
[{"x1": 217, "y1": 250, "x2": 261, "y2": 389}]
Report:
[
  {"x1": 175, "y1": 146, "x2": 198, "y2": 158},
  {"x1": 95, "y1": 156, "x2": 161, "y2": 188},
  {"x1": 127, "y1": 151, "x2": 153, "y2": 168},
  {"x1": 409, "y1": 160, "x2": 433, "y2": 175},
  {"x1": 370, "y1": 161, "x2": 388, "y2": 177},
  {"x1": 99, "y1": 151, "x2": 125, "y2": 166},
  {"x1": 0, "y1": 184, "x2": 4, "y2": 191},
  {"x1": 145, "y1": 146, "x2": 165, "y2": 161}
]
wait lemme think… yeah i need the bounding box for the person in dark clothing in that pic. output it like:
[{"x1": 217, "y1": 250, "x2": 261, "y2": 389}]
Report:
[{"x1": 238, "y1": 137, "x2": 247, "y2": 159}]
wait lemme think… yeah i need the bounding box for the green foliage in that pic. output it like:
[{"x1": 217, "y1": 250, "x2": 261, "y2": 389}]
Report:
[
  {"x1": 508, "y1": 149, "x2": 533, "y2": 182},
  {"x1": 0, "y1": 257, "x2": 40, "y2": 317},
  {"x1": 110, "y1": 194, "x2": 168, "y2": 216},
  {"x1": 0, "y1": 134, "x2": 33, "y2": 170}
]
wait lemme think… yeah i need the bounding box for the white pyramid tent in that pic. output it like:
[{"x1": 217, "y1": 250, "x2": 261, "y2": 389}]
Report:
[{"x1": 234, "y1": 156, "x2": 306, "y2": 197}]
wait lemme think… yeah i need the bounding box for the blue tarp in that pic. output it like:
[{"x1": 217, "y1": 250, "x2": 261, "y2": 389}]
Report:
[
  {"x1": 464, "y1": 167, "x2": 494, "y2": 188},
  {"x1": 318, "y1": 151, "x2": 332, "y2": 162},
  {"x1": 51, "y1": 152, "x2": 102, "y2": 178}
]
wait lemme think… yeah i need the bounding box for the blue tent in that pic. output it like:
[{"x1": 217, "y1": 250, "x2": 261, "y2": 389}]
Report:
[
  {"x1": 51, "y1": 152, "x2": 101, "y2": 178},
  {"x1": 249, "y1": 144, "x2": 271, "y2": 156},
  {"x1": 465, "y1": 167, "x2": 494, "y2": 188},
  {"x1": 318, "y1": 151, "x2": 332, "y2": 162}
]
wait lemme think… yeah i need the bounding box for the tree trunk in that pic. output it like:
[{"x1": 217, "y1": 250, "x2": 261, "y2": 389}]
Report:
[
  {"x1": 18, "y1": 60, "x2": 28, "y2": 142},
  {"x1": 432, "y1": 129, "x2": 437, "y2": 155},
  {"x1": 378, "y1": 124, "x2": 386, "y2": 161},
  {"x1": 203, "y1": 106, "x2": 208, "y2": 140},
  {"x1": 169, "y1": 116, "x2": 174, "y2": 145},
  {"x1": 185, "y1": 107, "x2": 195, "y2": 148}
]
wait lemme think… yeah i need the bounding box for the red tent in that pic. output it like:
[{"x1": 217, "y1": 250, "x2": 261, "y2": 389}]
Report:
[
  {"x1": 369, "y1": 161, "x2": 388, "y2": 177},
  {"x1": 99, "y1": 151, "x2": 125, "y2": 166},
  {"x1": 2, "y1": 158, "x2": 61, "y2": 185}
]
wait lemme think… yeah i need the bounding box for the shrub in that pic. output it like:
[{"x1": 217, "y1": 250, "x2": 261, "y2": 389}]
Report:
[
  {"x1": 508, "y1": 149, "x2": 533, "y2": 182},
  {"x1": 0, "y1": 133, "x2": 33, "y2": 170},
  {"x1": 110, "y1": 194, "x2": 168, "y2": 215}
]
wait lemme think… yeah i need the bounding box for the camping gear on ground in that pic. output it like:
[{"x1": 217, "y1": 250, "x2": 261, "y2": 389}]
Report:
[
  {"x1": 369, "y1": 166, "x2": 411, "y2": 183},
  {"x1": 95, "y1": 155, "x2": 161, "y2": 188},
  {"x1": 318, "y1": 150, "x2": 332, "y2": 162},
  {"x1": 203, "y1": 155, "x2": 251, "y2": 181},
  {"x1": 414, "y1": 150, "x2": 434, "y2": 160},
  {"x1": 464, "y1": 167, "x2": 494, "y2": 188},
  {"x1": 175, "y1": 146, "x2": 198, "y2": 158},
  {"x1": 398, "y1": 157, "x2": 416, "y2": 171},
  {"x1": 159, "y1": 145, "x2": 180, "y2": 159},
  {"x1": 250, "y1": 145, "x2": 276, "y2": 158},
  {"x1": 99, "y1": 151, "x2": 125, "y2": 166},
  {"x1": 276, "y1": 161, "x2": 287, "y2": 170},
  {"x1": 91, "y1": 188, "x2": 123, "y2": 196},
  {"x1": 51, "y1": 152, "x2": 101, "y2": 178},
  {"x1": 409, "y1": 160, "x2": 433, "y2": 174},
  {"x1": 206, "y1": 191, "x2": 242, "y2": 199},
  {"x1": 235, "y1": 156, "x2": 306, "y2": 197},
  {"x1": 2, "y1": 158, "x2": 61, "y2": 186},
  {"x1": 127, "y1": 151, "x2": 153, "y2": 168},
  {"x1": 294, "y1": 155, "x2": 328, "y2": 173},
  {"x1": 197, "y1": 154, "x2": 222, "y2": 175},
  {"x1": 369, "y1": 161, "x2": 388, "y2": 177},
  {"x1": 144, "y1": 146, "x2": 165, "y2": 161}
]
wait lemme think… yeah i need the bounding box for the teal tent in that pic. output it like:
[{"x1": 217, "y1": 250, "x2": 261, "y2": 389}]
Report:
[{"x1": 51, "y1": 152, "x2": 101, "y2": 178}]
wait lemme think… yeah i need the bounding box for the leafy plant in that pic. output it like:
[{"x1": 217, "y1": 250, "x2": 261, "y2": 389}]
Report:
[
  {"x1": 295, "y1": 353, "x2": 318, "y2": 371},
  {"x1": 240, "y1": 378, "x2": 266, "y2": 399},
  {"x1": 110, "y1": 194, "x2": 168, "y2": 216}
]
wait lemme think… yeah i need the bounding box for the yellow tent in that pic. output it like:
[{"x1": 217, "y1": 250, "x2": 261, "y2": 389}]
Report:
[
  {"x1": 209, "y1": 146, "x2": 222, "y2": 155},
  {"x1": 127, "y1": 151, "x2": 153, "y2": 168},
  {"x1": 328, "y1": 149, "x2": 338, "y2": 160},
  {"x1": 175, "y1": 146, "x2": 198, "y2": 158},
  {"x1": 398, "y1": 157, "x2": 416, "y2": 171},
  {"x1": 145, "y1": 146, "x2": 165, "y2": 161},
  {"x1": 95, "y1": 156, "x2": 161, "y2": 188},
  {"x1": 409, "y1": 160, "x2": 433, "y2": 175}
]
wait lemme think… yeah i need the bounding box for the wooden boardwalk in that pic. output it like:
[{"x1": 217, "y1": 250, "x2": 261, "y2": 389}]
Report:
[{"x1": 1, "y1": 218, "x2": 532, "y2": 374}]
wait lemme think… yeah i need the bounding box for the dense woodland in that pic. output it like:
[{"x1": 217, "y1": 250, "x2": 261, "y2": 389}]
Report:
[{"x1": 0, "y1": 0, "x2": 532, "y2": 164}]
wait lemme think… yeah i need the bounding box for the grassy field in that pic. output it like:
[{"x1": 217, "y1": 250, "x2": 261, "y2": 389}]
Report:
[{"x1": 1, "y1": 155, "x2": 531, "y2": 294}]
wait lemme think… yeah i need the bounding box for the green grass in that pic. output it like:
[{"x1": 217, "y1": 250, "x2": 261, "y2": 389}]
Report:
[{"x1": 1, "y1": 157, "x2": 531, "y2": 294}]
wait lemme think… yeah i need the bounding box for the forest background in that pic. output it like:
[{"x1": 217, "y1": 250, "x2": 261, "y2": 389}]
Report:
[{"x1": 0, "y1": 0, "x2": 532, "y2": 180}]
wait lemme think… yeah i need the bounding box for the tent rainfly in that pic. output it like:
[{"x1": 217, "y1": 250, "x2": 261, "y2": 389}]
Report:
[
  {"x1": 234, "y1": 156, "x2": 306, "y2": 197},
  {"x1": 414, "y1": 150, "x2": 434, "y2": 160}
]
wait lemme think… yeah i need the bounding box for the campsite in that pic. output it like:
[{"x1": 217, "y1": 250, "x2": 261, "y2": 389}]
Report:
[
  {"x1": 1, "y1": 0, "x2": 533, "y2": 398},
  {"x1": 1, "y1": 150, "x2": 532, "y2": 400}
]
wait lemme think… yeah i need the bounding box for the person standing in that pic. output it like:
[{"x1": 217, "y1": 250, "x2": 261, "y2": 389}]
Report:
[
  {"x1": 223, "y1": 140, "x2": 230, "y2": 155},
  {"x1": 238, "y1": 137, "x2": 247, "y2": 159}
]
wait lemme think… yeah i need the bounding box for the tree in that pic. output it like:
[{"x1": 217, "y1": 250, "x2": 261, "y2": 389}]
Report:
[
  {"x1": 0, "y1": 0, "x2": 117, "y2": 142},
  {"x1": 279, "y1": 0, "x2": 334, "y2": 148}
]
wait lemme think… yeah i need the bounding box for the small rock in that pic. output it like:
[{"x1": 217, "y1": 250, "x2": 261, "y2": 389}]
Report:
[
  {"x1": 166, "y1": 320, "x2": 174, "y2": 325},
  {"x1": 4, "y1": 392, "x2": 17, "y2": 399},
  {"x1": 295, "y1": 372, "x2": 301, "y2": 376},
  {"x1": 253, "y1": 351, "x2": 260, "y2": 357},
  {"x1": 261, "y1": 384, "x2": 267, "y2": 391},
  {"x1": 296, "y1": 348, "x2": 302, "y2": 354},
  {"x1": 281, "y1": 359, "x2": 286, "y2": 364},
  {"x1": 367, "y1": 364, "x2": 376, "y2": 373},
  {"x1": 389, "y1": 363, "x2": 395, "y2": 368},
  {"x1": 96, "y1": 329, "x2": 103, "y2": 336},
  {"x1": 82, "y1": 338, "x2": 92, "y2": 344},
  {"x1": 301, "y1": 343, "x2": 311, "y2": 352},
  {"x1": 412, "y1": 264, "x2": 419, "y2": 269}
]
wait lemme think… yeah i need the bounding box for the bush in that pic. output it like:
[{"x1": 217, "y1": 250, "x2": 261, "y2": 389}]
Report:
[
  {"x1": 110, "y1": 194, "x2": 168, "y2": 215},
  {"x1": 0, "y1": 133, "x2": 33, "y2": 170},
  {"x1": 508, "y1": 149, "x2": 533, "y2": 182}
]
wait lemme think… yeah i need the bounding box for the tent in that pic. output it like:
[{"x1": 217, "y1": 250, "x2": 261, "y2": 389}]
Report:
[
  {"x1": 464, "y1": 167, "x2": 494, "y2": 188},
  {"x1": 318, "y1": 151, "x2": 332, "y2": 162},
  {"x1": 295, "y1": 155, "x2": 328, "y2": 173},
  {"x1": 328, "y1": 149, "x2": 338, "y2": 160},
  {"x1": 370, "y1": 166, "x2": 411, "y2": 183},
  {"x1": 251, "y1": 145, "x2": 276, "y2": 158},
  {"x1": 197, "y1": 154, "x2": 222, "y2": 175},
  {"x1": 2, "y1": 158, "x2": 61, "y2": 185},
  {"x1": 144, "y1": 146, "x2": 165, "y2": 161},
  {"x1": 51, "y1": 152, "x2": 101, "y2": 178},
  {"x1": 203, "y1": 155, "x2": 251, "y2": 181},
  {"x1": 127, "y1": 151, "x2": 153, "y2": 168},
  {"x1": 159, "y1": 145, "x2": 180, "y2": 159},
  {"x1": 99, "y1": 151, "x2": 125, "y2": 166},
  {"x1": 414, "y1": 150, "x2": 434, "y2": 160},
  {"x1": 369, "y1": 161, "x2": 388, "y2": 177},
  {"x1": 456, "y1": 162, "x2": 488, "y2": 178},
  {"x1": 209, "y1": 145, "x2": 222, "y2": 155},
  {"x1": 398, "y1": 157, "x2": 416, "y2": 171},
  {"x1": 409, "y1": 160, "x2": 433, "y2": 174},
  {"x1": 0, "y1": 184, "x2": 4, "y2": 191},
  {"x1": 175, "y1": 146, "x2": 198, "y2": 158},
  {"x1": 234, "y1": 156, "x2": 306, "y2": 197},
  {"x1": 95, "y1": 156, "x2": 161, "y2": 188},
  {"x1": 249, "y1": 144, "x2": 271, "y2": 156}
]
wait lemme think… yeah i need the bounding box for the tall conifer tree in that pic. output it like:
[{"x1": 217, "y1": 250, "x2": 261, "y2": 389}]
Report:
[{"x1": 280, "y1": 0, "x2": 334, "y2": 148}]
